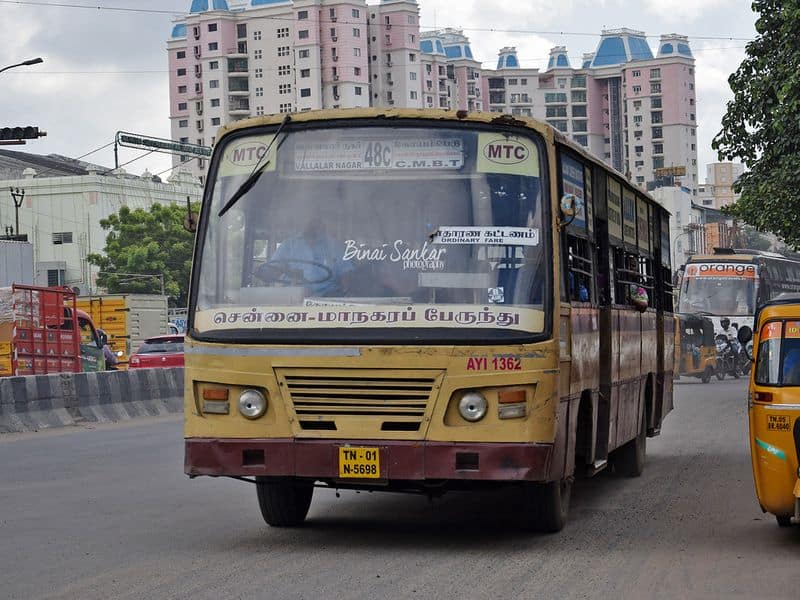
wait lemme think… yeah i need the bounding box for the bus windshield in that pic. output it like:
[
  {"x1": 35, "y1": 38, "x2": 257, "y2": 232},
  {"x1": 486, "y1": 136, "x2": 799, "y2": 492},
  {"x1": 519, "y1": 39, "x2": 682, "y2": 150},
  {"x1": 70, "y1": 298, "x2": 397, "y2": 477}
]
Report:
[
  {"x1": 192, "y1": 123, "x2": 550, "y2": 343},
  {"x1": 677, "y1": 262, "x2": 756, "y2": 316}
]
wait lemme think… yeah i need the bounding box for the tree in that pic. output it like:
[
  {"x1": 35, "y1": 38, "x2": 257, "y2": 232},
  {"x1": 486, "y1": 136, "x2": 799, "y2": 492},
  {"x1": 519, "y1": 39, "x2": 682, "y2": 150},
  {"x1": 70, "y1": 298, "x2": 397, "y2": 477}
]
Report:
[
  {"x1": 712, "y1": 0, "x2": 800, "y2": 248},
  {"x1": 88, "y1": 203, "x2": 197, "y2": 307}
]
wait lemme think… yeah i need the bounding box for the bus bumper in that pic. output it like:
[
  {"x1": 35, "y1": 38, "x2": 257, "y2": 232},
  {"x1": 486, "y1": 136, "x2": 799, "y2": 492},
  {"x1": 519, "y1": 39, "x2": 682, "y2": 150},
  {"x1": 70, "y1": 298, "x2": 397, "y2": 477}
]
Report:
[{"x1": 185, "y1": 438, "x2": 553, "y2": 482}]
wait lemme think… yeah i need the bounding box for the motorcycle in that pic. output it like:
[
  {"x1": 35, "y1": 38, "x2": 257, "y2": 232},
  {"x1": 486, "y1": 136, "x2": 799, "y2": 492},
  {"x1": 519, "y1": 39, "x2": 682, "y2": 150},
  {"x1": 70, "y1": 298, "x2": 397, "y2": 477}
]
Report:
[{"x1": 715, "y1": 334, "x2": 741, "y2": 380}]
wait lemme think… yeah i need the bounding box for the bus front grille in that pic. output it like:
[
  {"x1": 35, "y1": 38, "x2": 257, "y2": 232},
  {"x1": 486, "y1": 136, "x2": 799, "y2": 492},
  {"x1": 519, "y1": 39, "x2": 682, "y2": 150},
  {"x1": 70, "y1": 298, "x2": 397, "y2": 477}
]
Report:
[{"x1": 280, "y1": 371, "x2": 440, "y2": 437}]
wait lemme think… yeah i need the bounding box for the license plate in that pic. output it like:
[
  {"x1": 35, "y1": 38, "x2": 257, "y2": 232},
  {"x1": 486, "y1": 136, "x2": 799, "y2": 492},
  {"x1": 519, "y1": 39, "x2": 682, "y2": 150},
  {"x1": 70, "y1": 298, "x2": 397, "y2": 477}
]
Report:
[{"x1": 338, "y1": 446, "x2": 381, "y2": 479}]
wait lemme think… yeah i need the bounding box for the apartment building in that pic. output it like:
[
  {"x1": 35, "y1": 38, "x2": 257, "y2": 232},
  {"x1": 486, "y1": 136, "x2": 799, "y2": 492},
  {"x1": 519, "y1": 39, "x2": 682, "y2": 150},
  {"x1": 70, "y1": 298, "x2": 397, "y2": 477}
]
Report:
[
  {"x1": 167, "y1": 4, "x2": 697, "y2": 192},
  {"x1": 697, "y1": 162, "x2": 745, "y2": 209}
]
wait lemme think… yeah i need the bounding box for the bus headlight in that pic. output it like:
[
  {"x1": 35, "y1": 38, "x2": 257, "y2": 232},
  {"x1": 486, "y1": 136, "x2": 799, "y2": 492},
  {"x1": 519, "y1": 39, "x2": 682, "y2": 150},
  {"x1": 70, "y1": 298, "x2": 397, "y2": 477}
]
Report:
[
  {"x1": 238, "y1": 389, "x2": 267, "y2": 419},
  {"x1": 459, "y1": 391, "x2": 488, "y2": 422}
]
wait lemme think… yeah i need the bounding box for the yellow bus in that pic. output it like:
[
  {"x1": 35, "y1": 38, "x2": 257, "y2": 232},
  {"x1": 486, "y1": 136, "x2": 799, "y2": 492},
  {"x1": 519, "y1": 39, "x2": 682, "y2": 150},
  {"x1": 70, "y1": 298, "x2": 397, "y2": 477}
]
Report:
[{"x1": 184, "y1": 109, "x2": 675, "y2": 532}]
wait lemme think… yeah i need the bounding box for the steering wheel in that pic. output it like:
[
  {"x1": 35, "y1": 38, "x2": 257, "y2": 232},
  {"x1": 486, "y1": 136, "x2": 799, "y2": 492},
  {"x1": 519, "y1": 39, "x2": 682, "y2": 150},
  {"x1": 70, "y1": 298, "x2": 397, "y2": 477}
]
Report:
[{"x1": 257, "y1": 259, "x2": 332, "y2": 285}]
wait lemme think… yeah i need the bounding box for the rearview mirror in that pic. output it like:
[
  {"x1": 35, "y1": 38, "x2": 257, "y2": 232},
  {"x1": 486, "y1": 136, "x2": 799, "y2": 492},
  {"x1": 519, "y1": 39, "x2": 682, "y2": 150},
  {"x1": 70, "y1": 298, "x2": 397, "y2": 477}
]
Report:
[{"x1": 559, "y1": 193, "x2": 581, "y2": 227}]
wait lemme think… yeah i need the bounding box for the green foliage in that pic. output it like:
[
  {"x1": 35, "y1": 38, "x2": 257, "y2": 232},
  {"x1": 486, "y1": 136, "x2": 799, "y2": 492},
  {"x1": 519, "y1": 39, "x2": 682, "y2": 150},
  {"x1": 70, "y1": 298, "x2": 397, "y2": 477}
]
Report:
[
  {"x1": 88, "y1": 203, "x2": 197, "y2": 307},
  {"x1": 712, "y1": 0, "x2": 800, "y2": 248}
]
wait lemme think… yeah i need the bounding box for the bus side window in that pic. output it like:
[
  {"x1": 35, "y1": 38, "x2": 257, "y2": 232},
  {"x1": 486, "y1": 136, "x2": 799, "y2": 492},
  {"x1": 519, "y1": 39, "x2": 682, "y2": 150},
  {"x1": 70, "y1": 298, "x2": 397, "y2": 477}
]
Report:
[{"x1": 566, "y1": 235, "x2": 592, "y2": 303}]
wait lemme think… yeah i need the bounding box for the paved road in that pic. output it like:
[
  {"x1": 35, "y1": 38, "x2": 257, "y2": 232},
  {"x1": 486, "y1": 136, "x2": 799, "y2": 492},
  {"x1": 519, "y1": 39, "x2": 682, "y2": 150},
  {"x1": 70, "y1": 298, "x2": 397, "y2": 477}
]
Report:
[{"x1": 1, "y1": 378, "x2": 797, "y2": 600}]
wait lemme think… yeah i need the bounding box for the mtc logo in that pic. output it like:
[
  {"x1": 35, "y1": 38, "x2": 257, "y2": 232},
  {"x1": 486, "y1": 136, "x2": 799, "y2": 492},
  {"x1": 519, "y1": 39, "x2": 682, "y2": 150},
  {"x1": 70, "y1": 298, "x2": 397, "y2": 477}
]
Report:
[
  {"x1": 229, "y1": 140, "x2": 270, "y2": 167},
  {"x1": 483, "y1": 139, "x2": 529, "y2": 164}
]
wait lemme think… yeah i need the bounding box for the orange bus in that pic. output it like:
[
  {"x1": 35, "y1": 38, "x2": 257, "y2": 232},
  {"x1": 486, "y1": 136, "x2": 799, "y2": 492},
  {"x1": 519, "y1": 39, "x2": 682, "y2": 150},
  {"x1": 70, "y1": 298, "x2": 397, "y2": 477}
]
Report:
[{"x1": 184, "y1": 109, "x2": 675, "y2": 532}]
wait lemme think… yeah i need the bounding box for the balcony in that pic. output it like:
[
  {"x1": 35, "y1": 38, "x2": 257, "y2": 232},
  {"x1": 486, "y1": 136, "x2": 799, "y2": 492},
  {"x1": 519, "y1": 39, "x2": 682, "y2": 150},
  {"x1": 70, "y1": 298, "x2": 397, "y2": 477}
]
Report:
[
  {"x1": 227, "y1": 43, "x2": 247, "y2": 57},
  {"x1": 229, "y1": 102, "x2": 250, "y2": 116}
]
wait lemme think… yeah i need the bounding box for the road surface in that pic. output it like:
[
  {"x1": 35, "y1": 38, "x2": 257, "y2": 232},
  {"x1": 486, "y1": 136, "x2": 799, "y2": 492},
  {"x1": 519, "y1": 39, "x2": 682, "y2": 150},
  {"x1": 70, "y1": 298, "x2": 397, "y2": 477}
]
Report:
[{"x1": 1, "y1": 377, "x2": 797, "y2": 599}]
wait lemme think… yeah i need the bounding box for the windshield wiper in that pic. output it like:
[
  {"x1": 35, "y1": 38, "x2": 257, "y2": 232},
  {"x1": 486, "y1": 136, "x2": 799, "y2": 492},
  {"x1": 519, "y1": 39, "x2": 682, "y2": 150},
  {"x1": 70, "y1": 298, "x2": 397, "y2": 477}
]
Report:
[{"x1": 218, "y1": 114, "x2": 291, "y2": 218}]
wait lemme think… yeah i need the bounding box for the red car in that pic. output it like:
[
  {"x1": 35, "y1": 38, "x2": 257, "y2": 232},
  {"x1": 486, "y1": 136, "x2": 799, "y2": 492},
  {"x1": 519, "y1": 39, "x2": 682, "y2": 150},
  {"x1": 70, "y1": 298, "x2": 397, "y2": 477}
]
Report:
[{"x1": 128, "y1": 335, "x2": 184, "y2": 369}]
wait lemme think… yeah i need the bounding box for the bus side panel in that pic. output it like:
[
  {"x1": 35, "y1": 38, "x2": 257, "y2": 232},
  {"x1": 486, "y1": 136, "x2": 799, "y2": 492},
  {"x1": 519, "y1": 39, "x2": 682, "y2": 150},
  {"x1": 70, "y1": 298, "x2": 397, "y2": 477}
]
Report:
[
  {"x1": 569, "y1": 306, "x2": 600, "y2": 397},
  {"x1": 614, "y1": 308, "x2": 643, "y2": 448}
]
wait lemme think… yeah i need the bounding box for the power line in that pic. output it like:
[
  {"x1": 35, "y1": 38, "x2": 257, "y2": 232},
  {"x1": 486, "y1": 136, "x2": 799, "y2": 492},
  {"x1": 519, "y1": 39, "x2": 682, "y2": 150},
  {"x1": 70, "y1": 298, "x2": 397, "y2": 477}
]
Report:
[{"x1": 0, "y1": 0, "x2": 754, "y2": 42}]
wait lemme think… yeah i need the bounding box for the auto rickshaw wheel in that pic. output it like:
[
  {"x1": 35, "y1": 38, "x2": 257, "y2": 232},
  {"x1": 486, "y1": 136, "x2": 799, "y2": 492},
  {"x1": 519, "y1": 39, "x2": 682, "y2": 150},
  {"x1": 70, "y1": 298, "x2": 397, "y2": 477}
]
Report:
[
  {"x1": 701, "y1": 366, "x2": 713, "y2": 384},
  {"x1": 776, "y1": 515, "x2": 792, "y2": 527},
  {"x1": 715, "y1": 366, "x2": 725, "y2": 381}
]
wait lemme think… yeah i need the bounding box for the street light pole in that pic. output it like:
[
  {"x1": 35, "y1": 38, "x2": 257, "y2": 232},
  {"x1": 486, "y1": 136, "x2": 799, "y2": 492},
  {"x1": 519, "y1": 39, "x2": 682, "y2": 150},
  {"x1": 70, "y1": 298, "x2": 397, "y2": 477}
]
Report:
[
  {"x1": 0, "y1": 57, "x2": 44, "y2": 75},
  {"x1": 9, "y1": 187, "x2": 24, "y2": 236}
]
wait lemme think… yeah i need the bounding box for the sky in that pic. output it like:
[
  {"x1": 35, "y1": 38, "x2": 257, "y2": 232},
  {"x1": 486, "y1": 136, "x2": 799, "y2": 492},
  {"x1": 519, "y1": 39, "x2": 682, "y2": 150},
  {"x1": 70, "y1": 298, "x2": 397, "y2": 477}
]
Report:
[{"x1": 0, "y1": 0, "x2": 757, "y2": 181}]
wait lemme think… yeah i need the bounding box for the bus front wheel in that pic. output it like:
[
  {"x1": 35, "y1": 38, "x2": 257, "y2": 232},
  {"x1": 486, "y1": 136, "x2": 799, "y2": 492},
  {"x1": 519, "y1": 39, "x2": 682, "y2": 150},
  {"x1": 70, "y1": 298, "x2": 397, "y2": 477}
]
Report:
[
  {"x1": 256, "y1": 477, "x2": 314, "y2": 527},
  {"x1": 523, "y1": 478, "x2": 571, "y2": 533}
]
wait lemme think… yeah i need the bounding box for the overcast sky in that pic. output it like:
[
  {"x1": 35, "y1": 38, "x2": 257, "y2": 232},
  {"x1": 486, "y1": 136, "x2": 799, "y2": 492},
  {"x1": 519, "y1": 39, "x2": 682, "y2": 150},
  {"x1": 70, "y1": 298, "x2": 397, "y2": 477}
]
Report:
[{"x1": 0, "y1": 0, "x2": 756, "y2": 180}]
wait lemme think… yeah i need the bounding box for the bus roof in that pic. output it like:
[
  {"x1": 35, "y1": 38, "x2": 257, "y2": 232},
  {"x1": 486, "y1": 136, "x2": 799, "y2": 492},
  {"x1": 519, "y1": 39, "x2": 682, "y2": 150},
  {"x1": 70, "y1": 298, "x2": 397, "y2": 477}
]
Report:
[{"x1": 214, "y1": 107, "x2": 664, "y2": 211}]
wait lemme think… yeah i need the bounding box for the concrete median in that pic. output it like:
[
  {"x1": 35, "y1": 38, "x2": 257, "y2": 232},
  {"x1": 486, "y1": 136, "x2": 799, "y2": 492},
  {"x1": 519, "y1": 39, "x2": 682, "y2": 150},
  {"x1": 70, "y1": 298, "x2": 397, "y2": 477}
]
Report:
[{"x1": 0, "y1": 367, "x2": 184, "y2": 433}]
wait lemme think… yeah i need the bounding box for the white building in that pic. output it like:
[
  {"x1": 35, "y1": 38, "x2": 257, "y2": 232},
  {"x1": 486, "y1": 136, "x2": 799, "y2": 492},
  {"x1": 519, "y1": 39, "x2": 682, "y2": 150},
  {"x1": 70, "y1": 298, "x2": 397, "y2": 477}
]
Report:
[{"x1": 0, "y1": 151, "x2": 201, "y2": 293}]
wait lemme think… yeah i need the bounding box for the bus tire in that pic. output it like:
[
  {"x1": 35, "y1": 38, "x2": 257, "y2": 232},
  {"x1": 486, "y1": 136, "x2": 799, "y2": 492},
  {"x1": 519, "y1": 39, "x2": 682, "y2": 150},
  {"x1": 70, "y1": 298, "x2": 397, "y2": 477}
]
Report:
[
  {"x1": 612, "y1": 408, "x2": 646, "y2": 477},
  {"x1": 776, "y1": 515, "x2": 792, "y2": 527},
  {"x1": 256, "y1": 478, "x2": 314, "y2": 527},
  {"x1": 523, "y1": 478, "x2": 571, "y2": 533}
]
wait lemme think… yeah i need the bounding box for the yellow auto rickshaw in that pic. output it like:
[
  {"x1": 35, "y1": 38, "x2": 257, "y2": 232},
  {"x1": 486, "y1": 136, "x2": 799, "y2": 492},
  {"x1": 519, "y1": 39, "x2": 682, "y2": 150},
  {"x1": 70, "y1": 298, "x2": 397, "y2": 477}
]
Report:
[
  {"x1": 675, "y1": 312, "x2": 717, "y2": 383},
  {"x1": 739, "y1": 295, "x2": 800, "y2": 527}
]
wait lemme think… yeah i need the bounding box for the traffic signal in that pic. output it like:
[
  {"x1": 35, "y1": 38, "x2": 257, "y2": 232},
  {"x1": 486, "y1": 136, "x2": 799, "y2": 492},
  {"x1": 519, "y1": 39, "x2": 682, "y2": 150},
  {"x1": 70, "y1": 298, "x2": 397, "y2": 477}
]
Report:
[{"x1": 0, "y1": 126, "x2": 45, "y2": 141}]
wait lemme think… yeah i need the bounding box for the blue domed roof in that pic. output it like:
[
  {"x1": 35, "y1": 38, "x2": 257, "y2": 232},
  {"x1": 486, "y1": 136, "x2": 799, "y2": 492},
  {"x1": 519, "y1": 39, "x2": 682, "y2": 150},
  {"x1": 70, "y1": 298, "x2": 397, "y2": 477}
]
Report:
[
  {"x1": 190, "y1": 0, "x2": 229, "y2": 13},
  {"x1": 591, "y1": 31, "x2": 653, "y2": 68},
  {"x1": 171, "y1": 23, "x2": 187, "y2": 39}
]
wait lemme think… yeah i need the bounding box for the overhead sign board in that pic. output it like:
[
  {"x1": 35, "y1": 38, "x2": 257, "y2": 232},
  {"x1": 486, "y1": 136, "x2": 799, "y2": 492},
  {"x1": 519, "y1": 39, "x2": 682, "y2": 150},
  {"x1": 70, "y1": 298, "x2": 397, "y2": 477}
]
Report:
[
  {"x1": 116, "y1": 131, "x2": 212, "y2": 159},
  {"x1": 654, "y1": 166, "x2": 686, "y2": 177}
]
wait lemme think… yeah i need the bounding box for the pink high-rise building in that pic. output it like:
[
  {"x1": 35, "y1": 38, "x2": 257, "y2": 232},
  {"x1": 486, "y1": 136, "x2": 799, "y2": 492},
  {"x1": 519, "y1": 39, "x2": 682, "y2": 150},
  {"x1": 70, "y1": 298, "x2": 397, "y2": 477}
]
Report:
[{"x1": 167, "y1": 5, "x2": 696, "y2": 191}]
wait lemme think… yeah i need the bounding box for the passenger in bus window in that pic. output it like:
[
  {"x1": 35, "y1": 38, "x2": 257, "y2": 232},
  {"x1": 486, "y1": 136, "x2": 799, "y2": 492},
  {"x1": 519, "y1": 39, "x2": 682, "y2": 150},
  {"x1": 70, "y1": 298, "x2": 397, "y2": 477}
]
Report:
[{"x1": 255, "y1": 216, "x2": 353, "y2": 296}]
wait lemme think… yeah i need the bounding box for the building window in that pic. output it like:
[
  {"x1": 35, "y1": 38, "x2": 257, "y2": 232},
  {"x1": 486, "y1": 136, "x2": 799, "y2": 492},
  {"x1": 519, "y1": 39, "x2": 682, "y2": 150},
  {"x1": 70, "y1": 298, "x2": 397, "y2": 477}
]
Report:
[
  {"x1": 353, "y1": 47, "x2": 361, "y2": 57},
  {"x1": 278, "y1": 46, "x2": 290, "y2": 57},
  {"x1": 299, "y1": 29, "x2": 309, "y2": 39},
  {"x1": 208, "y1": 42, "x2": 218, "y2": 51},
  {"x1": 353, "y1": 28, "x2": 360, "y2": 37},
  {"x1": 254, "y1": 49, "x2": 263, "y2": 60},
  {"x1": 571, "y1": 90, "x2": 586, "y2": 103},
  {"x1": 653, "y1": 157, "x2": 664, "y2": 169},
  {"x1": 211, "y1": 117, "x2": 221, "y2": 126},
  {"x1": 410, "y1": 90, "x2": 417, "y2": 99},
  {"x1": 651, "y1": 97, "x2": 662, "y2": 108},
  {"x1": 208, "y1": 61, "x2": 218, "y2": 70},
  {"x1": 520, "y1": 78, "x2": 527, "y2": 85},
  {"x1": 355, "y1": 86, "x2": 362, "y2": 96},
  {"x1": 651, "y1": 111, "x2": 662, "y2": 124},
  {"x1": 177, "y1": 85, "x2": 187, "y2": 94},
  {"x1": 651, "y1": 83, "x2": 662, "y2": 94},
  {"x1": 634, "y1": 145, "x2": 643, "y2": 153},
  {"x1": 279, "y1": 83, "x2": 292, "y2": 94},
  {"x1": 632, "y1": 85, "x2": 641, "y2": 93},
  {"x1": 298, "y1": 10, "x2": 308, "y2": 19},
  {"x1": 409, "y1": 34, "x2": 415, "y2": 44},
  {"x1": 300, "y1": 88, "x2": 311, "y2": 98},
  {"x1": 277, "y1": 28, "x2": 289, "y2": 38},
  {"x1": 209, "y1": 79, "x2": 219, "y2": 88},
  {"x1": 256, "y1": 106, "x2": 264, "y2": 116},
  {"x1": 52, "y1": 232, "x2": 73, "y2": 245},
  {"x1": 253, "y1": 30, "x2": 262, "y2": 41},
  {"x1": 410, "y1": 72, "x2": 417, "y2": 81},
  {"x1": 210, "y1": 98, "x2": 219, "y2": 107},
  {"x1": 178, "y1": 119, "x2": 188, "y2": 127},
  {"x1": 237, "y1": 24, "x2": 247, "y2": 38},
  {"x1": 690, "y1": 113, "x2": 696, "y2": 121},
  {"x1": 572, "y1": 105, "x2": 586, "y2": 117},
  {"x1": 255, "y1": 68, "x2": 263, "y2": 78},
  {"x1": 255, "y1": 87, "x2": 263, "y2": 97},
  {"x1": 508, "y1": 78, "x2": 518, "y2": 86},
  {"x1": 633, "y1": 115, "x2": 643, "y2": 125},
  {"x1": 178, "y1": 102, "x2": 187, "y2": 110},
  {"x1": 179, "y1": 137, "x2": 189, "y2": 143},
  {"x1": 207, "y1": 23, "x2": 217, "y2": 32},
  {"x1": 177, "y1": 68, "x2": 186, "y2": 76},
  {"x1": 176, "y1": 51, "x2": 185, "y2": 59},
  {"x1": 278, "y1": 64, "x2": 290, "y2": 76},
  {"x1": 300, "y1": 68, "x2": 310, "y2": 78},
  {"x1": 653, "y1": 143, "x2": 663, "y2": 154},
  {"x1": 571, "y1": 75, "x2": 586, "y2": 88},
  {"x1": 280, "y1": 103, "x2": 292, "y2": 113},
  {"x1": 299, "y1": 49, "x2": 310, "y2": 59},
  {"x1": 650, "y1": 68, "x2": 661, "y2": 79},
  {"x1": 352, "y1": 8, "x2": 360, "y2": 18},
  {"x1": 652, "y1": 127, "x2": 662, "y2": 138},
  {"x1": 354, "y1": 67, "x2": 361, "y2": 76},
  {"x1": 409, "y1": 53, "x2": 416, "y2": 62},
  {"x1": 631, "y1": 69, "x2": 641, "y2": 77},
  {"x1": 574, "y1": 135, "x2": 588, "y2": 146}
]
